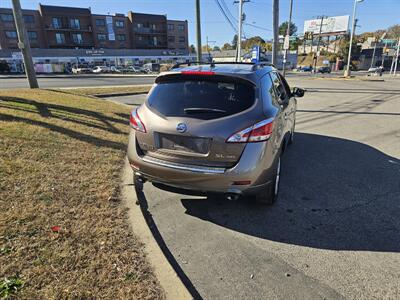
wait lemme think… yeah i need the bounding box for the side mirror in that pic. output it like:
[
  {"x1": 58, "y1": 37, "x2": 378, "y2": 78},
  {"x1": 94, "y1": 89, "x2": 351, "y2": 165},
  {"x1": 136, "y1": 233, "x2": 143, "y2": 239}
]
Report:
[{"x1": 292, "y1": 87, "x2": 305, "y2": 98}]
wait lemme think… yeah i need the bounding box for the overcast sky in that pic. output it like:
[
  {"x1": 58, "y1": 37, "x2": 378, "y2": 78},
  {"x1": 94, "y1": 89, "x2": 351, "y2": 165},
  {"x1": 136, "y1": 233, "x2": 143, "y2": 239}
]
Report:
[{"x1": 2, "y1": 0, "x2": 399, "y2": 46}]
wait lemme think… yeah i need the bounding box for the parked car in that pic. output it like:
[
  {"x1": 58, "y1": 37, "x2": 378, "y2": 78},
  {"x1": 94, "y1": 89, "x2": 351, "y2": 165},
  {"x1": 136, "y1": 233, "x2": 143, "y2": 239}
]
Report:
[
  {"x1": 143, "y1": 63, "x2": 160, "y2": 73},
  {"x1": 127, "y1": 62, "x2": 305, "y2": 204},
  {"x1": 127, "y1": 66, "x2": 146, "y2": 73},
  {"x1": 300, "y1": 66, "x2": 313, "y2": 72},
  {"x1": 0, "y1": 60, "x2": 11, "y2": 74},
  {"x1": 318, "y1": 66, "x2": 331, "y2": 74},
  {"x1": 92, "y1": 66, "x2": 111, "y2": 73},
  {"x1": 72, "y1": 66, "x2": 92, "y2": 74}
]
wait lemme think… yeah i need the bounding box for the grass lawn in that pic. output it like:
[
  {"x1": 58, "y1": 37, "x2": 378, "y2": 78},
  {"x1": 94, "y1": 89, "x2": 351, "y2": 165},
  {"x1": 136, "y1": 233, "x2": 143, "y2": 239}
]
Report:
[
  {"x1": 0, "y1": 89, "x2": 164, "y2": 299},
  {"x1": 61, "y1": 85, "x2": 152, "y2": 97}
]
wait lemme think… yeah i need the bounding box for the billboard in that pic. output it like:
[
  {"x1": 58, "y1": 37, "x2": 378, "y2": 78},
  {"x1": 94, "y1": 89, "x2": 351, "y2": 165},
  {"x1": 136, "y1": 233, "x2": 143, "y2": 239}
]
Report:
[{"x1": 304, "y1": 15, "x2": 350, "y2": 34}]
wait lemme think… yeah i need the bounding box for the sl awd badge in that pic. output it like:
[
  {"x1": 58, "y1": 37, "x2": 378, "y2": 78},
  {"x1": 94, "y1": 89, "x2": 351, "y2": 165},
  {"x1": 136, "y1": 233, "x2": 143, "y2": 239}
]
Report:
[{"x1": 176, "y1": 123, "x2": 187, "y2": 133}]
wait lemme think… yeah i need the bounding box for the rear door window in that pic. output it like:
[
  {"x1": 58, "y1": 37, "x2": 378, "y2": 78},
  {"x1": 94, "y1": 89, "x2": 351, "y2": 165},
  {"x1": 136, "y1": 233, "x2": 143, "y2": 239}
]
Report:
[
  {"x1": 147, "y1": 78, "x2": 255, "y2": 120},
  {"x1": 269, "y1": 71, "x2": 290, "y2": 104}
]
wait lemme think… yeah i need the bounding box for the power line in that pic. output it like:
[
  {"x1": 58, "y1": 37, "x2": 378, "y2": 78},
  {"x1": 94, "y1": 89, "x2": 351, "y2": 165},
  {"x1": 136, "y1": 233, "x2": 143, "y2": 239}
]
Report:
[
  {"x1": 214, "y1": 0, "x2": 237, "y2": 32},
  {"x1": 220, "y1": 0, "x2": 237, "y2": 22},
  {"x1": 244, "y1": 23, "x2": 272, "y2": 31}
]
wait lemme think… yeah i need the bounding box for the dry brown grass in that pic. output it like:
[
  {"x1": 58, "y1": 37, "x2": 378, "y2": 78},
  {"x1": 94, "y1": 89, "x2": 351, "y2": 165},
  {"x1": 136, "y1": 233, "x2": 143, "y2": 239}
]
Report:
[
  {"x1": 0, "y1": 89, "x2": 164, "y2": 299},
  {"x1": 60, "y1": 85, "x2": 152, "y2": 97}
]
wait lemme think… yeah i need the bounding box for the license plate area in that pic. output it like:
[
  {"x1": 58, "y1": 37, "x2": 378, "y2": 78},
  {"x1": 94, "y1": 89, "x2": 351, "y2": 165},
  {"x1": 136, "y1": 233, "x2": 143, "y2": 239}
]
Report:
[{"x1": 155, "y1": 132, "x2": 211, "y2": 154}]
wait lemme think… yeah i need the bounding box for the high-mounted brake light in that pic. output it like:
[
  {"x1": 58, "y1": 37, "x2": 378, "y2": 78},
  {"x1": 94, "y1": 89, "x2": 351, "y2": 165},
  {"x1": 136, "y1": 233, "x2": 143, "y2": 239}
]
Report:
[
  {"x1": 130, "y1": 109, "x2": 146, "y2": 133},
  {"x1": 226, "y1": 118, "x2": 274, "y2": 143},
  {"x1": 181, "y1": 71, "x2": 215, "y2": 76}
]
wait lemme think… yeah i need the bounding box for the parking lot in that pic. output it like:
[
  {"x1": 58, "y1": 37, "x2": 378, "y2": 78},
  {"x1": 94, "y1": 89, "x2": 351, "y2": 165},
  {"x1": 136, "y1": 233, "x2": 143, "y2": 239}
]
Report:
[{"x1": 123, "y1": 76, "x2": 400, "y2": 299}]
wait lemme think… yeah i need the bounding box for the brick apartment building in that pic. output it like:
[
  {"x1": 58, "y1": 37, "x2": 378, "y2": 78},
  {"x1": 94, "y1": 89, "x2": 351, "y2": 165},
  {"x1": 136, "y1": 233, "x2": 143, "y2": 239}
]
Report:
[{"x1": 0, "y1": 4, "x2": 189, "y2": 52}]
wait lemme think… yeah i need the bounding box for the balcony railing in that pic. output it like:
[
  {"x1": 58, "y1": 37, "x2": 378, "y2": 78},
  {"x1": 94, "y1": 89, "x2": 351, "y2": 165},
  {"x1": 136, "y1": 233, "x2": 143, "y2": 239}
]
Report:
[
  {"x1": 45, "y1": 25, "x2": 92, "y2": 32},
  {"x1": 134, "y1": 27, "x2": 166, "y2": 35}
]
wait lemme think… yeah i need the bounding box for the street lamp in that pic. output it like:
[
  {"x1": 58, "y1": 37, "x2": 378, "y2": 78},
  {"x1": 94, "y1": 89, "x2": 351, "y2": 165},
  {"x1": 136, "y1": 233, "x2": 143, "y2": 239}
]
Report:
[{"x1": 345, "y1": 0, "x2": 364, "y2": 77}]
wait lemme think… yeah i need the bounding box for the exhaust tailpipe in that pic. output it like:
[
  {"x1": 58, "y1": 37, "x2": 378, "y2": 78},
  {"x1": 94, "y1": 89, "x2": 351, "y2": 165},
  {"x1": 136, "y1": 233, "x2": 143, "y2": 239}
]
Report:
[{"x1": 226, "y1": 193, "x2": 240, "y2": 201}]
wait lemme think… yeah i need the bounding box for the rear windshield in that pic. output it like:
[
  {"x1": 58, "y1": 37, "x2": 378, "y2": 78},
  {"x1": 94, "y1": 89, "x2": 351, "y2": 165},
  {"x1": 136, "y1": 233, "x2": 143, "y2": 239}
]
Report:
[{"x1": 147, "y1": 78, "x2": 255, "y2": 120}]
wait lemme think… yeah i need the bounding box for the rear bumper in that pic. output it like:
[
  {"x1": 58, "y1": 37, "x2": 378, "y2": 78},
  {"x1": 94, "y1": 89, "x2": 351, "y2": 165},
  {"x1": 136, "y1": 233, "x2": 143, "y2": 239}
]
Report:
[{"x1": 127, "y1": 130, "x2": 278, "y2": 196}]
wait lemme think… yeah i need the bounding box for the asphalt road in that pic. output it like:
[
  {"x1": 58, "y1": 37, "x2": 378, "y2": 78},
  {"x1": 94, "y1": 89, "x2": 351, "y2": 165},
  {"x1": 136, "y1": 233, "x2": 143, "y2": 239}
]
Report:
[
  {"x1": 0, "y1": 75, "x2": 156, "y2": 89},
  {"x1": 121, "y1": 77, "x2": 400, "y2": 299},
  {"x1": 0, "y1": 71, "x2": 370, "y2": 89}
]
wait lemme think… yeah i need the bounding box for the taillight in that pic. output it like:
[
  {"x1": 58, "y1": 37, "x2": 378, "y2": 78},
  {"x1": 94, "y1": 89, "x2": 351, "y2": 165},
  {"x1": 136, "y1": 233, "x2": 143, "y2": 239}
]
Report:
[
  {"x1": 226, "y1": 118, "x2": 274, "y2": 143},
  {"x1": 181, "y1": 71, "x2": 215, "y2": 75},
  {"x1": 130, "y1": 109, "x2": 146, "y2": 133}
]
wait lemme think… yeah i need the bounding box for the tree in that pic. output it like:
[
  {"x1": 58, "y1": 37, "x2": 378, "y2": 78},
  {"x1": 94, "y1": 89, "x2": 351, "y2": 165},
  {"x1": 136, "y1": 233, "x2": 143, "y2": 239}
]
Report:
[
  {"x1": 221, "y1": 43, "x2": 232, "y2": 50},
  {"x1": 212, "y1": 46, "x2": 221, "y2": 51},
  {"x1": 241, "y1": 36, "x2": 265, "y2": 50},
  {"x1": 202, "y1": 45, "x2": 212, "y2": 52},
  {"x1": 279, "y1": 21, "x2": 297, "y2": 36},
  {"x1": 232, "y1": 34, "x2": 238, "y2": 48},
  {"x1": 387, "y1": 24, "x2": 400, "y2": 38},
  {"x1": 189, "y1": 44, "x2": 196, "y2": 54}
]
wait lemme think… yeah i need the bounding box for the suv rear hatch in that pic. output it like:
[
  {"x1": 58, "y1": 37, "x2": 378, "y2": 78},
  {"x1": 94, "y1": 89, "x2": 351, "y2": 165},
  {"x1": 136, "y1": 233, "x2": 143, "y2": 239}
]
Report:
[{"x1": 135, "y1": 72, "x2": 259, "y2": 168}]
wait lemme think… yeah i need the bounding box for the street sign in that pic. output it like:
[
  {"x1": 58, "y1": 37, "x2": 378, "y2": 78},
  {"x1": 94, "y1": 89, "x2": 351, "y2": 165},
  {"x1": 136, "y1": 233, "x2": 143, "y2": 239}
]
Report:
[
  {"x1": 283, "y1": 35, "x2": 290, "y2": 50},
  {"x1": 251, "y1": 45, "x2": 260, "y2": 63}
]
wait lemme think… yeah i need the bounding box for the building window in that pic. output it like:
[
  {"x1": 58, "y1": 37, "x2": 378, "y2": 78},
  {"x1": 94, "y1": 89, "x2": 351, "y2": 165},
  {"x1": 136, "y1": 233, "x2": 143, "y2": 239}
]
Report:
[
  {"x1": 5, "y1": 31, "x2": 18, "y2": 39},
  {"x1": 55, "y1": 33, "x2": 66, "y2": 44},
  {"x1": 115, "y1": 20, "x2": 124, "y2": 28},
  {"x1": 150, "y1": 24, "x2": 156, "y2": 30},
  {"x1": 151, "y1": 36, "x2": 158, "y2": 46},
  {"x1": 179, "y1": 36, "x2": 185, "y2": 43},
  {"x1": 168, "y1": 24, "x2": 174, "y2": 31},
  {"x1": 0, "y1": 14, "x2": 14, "y2": 22},
  {"x1": 27, "y1": 31, "x2": 38, "y2": 40},
  {"x1": 70, "y1": 18, "x2": 80, "y2": 29},
  {"x1": 97, "y1": 34, "x2": 107, "y2": 41},
  {"x1": 178, "y1": 24, "x2": 185, "y2": 31},
  {"x1": 137, "y1": 36, "x2": 143, "y2": 41},
  {"x1": 23, "y1": 15, "x2": 35, "y2": 23},
  {"x1": 136, "y1": 23, "x2": 143, "y2": 28},
  {"x1": 116, "y1": 34, "x2": 126, "y2": 41},
  {"x1": 72, "y1": 33, "x2": 83, "y2": 44},
  {"x1": 95, "y1": 19, "x2": 105, "y2": 26},
  {"x1": 52, "y1": 17, "x2": 62, "y2": 29},
  {"x1": 168, "y1": 36, "x2": 175, "y2": 43}
]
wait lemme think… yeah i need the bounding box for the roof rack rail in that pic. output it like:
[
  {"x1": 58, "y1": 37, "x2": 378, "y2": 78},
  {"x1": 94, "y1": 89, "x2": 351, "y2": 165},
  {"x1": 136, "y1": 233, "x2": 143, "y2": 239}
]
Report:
[
  {"x1": 251, "y1": 62, "x2": 276, "y2": 71},
  {"x1": 171, "y1": 61, "x2": 276, "y2": 71}
]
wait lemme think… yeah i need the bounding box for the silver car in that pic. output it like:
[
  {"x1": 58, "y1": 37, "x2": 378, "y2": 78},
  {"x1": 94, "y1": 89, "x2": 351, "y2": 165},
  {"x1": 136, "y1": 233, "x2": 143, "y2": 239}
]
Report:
[{"x1": 127, "y1": 62, "x2": 304, "y2": 204}]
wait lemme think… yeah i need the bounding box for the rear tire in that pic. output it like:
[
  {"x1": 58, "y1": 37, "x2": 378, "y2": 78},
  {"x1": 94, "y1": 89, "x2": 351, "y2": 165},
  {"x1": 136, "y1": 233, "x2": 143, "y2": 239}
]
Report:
[{"x1": 256, "y1": 155, "x2": 281, "y2": 205}]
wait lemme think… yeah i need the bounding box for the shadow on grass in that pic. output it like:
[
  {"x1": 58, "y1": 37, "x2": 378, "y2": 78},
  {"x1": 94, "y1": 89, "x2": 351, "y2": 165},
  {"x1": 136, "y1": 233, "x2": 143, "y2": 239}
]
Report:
[{"x1": 0, "y1": 95, "x2": 128, "y2": 150}]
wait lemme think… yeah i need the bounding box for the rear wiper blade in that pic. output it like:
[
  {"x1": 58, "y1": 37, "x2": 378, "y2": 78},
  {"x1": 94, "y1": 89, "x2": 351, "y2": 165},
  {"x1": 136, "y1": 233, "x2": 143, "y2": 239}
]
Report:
[{"x1": 184, "y1": 108, "x2": 227, "y2": 114}]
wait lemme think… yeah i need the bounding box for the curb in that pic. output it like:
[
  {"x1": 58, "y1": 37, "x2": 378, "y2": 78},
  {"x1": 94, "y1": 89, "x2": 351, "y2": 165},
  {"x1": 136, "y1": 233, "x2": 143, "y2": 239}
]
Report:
[
  {"x1": 121, "y1": 160, "x2": 193, "y2": 300},
  {"x1": 309, "y1": 76, "x2": 385, "y2": 82}
]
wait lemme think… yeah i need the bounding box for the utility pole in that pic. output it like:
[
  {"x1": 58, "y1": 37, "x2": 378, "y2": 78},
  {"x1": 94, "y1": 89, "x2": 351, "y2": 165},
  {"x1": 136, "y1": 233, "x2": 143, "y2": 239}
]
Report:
[
  {"x1": 206, "y1": 36, "x2": 216, "y2": 61},
  {"x1": 345, "y1": 0, "x2": 363, "y2": 77},
  {"x1": 11, "y1": 0, "x2": 38, "y2": 88},
  {"x1": 195, "y1": 0, "x2": 202, "y2": 62},
  {"x1": 370, "y1": 37, "x2": 378, "y2": 69},
  {"x1": 234, "y1": 0, "x2": 249, "y2": 62},
  {"x1": 313, "y1": 15, "x2": 325, "y2": 72},
  {"x1": 272, "y1": 0, "x2": 279, "y2": 66},
  {"x1": 394, "y1": 38, "x2": 400, "y2": 76},
  {"x1": 282, "y1": 0, "x2": 293, "y2": 76}
]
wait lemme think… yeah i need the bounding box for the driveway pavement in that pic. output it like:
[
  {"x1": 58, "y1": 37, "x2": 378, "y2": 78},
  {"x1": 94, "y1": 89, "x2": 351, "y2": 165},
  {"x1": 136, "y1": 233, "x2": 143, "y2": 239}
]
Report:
[{"x1": 123, "y1": 77, "x2": 400, "y2": 299}]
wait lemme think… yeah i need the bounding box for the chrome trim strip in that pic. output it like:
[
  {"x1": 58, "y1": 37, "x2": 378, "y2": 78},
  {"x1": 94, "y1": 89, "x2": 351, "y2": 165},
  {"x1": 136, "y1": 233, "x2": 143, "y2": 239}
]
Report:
[{"x1": 141, "y1": 156, "x2": 226, "y2": 174}]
